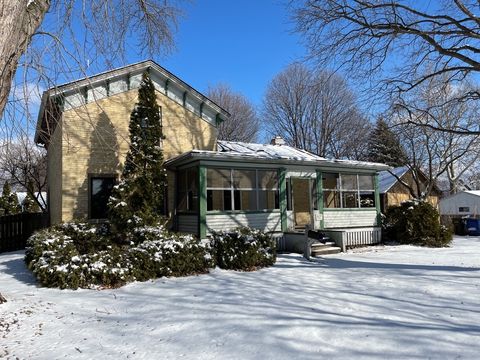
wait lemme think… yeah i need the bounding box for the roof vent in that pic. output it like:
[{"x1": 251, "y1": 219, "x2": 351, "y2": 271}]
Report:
[{"x1": 270, "y1": 136, "x2": 285, "y2": 146}]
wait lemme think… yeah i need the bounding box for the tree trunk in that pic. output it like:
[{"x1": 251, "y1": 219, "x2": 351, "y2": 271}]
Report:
[{"x1": 0, "y1": 0, "x2": 50, "y2": 119}]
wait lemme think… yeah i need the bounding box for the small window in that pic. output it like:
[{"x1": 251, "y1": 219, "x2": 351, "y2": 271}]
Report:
[
  {"x1": 90, "y1": 176, "x2": 115, "y2": 219},
  {"x1": 459, "y1": 207, "x2": 470, "y2": 212}
]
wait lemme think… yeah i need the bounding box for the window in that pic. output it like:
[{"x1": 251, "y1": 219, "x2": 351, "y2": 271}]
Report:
[
  {"x1": 177, "y1": 167, "x2": 198, "y2": 213},
  {"x1": 90, "y1": 176, "x2": 115, "y2": 219},
  {"x1": 322, "y1": 173, "x2": 375, "y2": 209},
  {"x1": 459, "y1": 207, "x2": 470, "y2": 212},
  {"x1": 206, "y1": 168, "x2": 279, "y2": 211}
]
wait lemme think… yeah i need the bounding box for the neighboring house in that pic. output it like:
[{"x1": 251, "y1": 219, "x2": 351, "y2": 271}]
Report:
[
  {"x1": 439, "y1": 191, "x2": 480, "y2": 218},
  {"x1": 34, "y1": 60, "x2": 389, "y2": 250},
  {"x1": 378, "y1": 166, "x2": 441, "y2": 212}
]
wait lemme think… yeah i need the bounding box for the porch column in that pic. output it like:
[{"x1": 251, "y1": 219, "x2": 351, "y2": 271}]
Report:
[
  {"x1": 278, "y1": 168, "x2": 287, "y2": 232},
  {"x1": 198, "y1": 165, "x2": 207, "y2": 239},
  {"x1": 316, "y1": 170, "x2": 324, "y2": 229},
  {"x1": 374, "y1": 173, "x2": 382, "y2": 226}
]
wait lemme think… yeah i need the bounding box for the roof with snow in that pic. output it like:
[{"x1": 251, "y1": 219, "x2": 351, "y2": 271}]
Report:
[
  {"x1": 166, "y1": 140, "x2": 390, "y2": 171},
  {"x1": 378, "y1": 166, "x2": 409, "y2": 193},
  {"x1": 464, "y1": 190, "x2": 480, "y2": 197},
  {"x1": 217, "y1": 140, "x2": 326, "y2": 162}
]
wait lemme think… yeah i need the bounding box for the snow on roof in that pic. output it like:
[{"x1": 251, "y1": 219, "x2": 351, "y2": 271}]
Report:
[
  {"x1": 464, "y1": 190, "x2": 480, "y2": 197},
  {"x1": 217, "y1": 140, "x2": 325, "y2": 161},
  {"x1": 378, "y1": 166, "x2": 409, "y2": 193},
  {"x1": 166, "y1": 140, "x2": 390, "y2": 171}
]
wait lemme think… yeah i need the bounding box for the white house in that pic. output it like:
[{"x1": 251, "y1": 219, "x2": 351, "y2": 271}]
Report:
[{"x1": 439, "y1": 191, "x2": 480, "y2": 217}]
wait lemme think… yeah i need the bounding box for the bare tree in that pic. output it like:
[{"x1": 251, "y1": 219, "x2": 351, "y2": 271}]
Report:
[
  {"x1": 0, "y1": 134, "x2": 47, "y2": 211},
  {"x1": 292, "y1": 0, "x2": 480, "y2": 134},
  {"x1": 0, "y1": 0, "x2": 183, "y2": 122},
  {"x1": 206, "y1": 84, "x2": 260, "y2": 142},
  {"x1": 391, "y1": 75, "x2": 480, "y2": 197},
  {"x1": 263, "y1": 63, "x2": 370, "y2": 159}
]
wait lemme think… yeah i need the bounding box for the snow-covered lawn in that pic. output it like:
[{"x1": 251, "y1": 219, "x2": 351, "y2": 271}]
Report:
[{"x1": 1, "y1": 236, "x2": 479, "y2": 360}]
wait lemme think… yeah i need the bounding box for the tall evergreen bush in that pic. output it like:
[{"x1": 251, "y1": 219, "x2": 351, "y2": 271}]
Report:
[{"x1": 108, "y1": 72, "x2": 167, "y2": 234}]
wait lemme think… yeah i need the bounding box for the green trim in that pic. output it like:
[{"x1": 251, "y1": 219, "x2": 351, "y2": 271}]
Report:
[
  {"x1": 316, "y1": 170, "x2": 324, "y2": 229},
  {"x1": 199, "y1": 165, "x2": 207, "y2": 239},
  {"x1": 279, "y1": 168, "x2": 287, "y2": 232},
  {"x1": 206, "y1": 210, "x2": 281, "y2": 216},
  {"x1": 374, "y1": 173, "x2": 382, "y2": 226},
  {"x1": 323, "y1": 208, "x2": 377, "y2": 212}
]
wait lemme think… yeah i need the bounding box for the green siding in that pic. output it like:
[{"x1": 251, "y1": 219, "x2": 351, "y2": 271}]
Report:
[
  {"x1": 316, "y1": 170, "x2": 324, "y2": 229},
  {"x1": 374, "y1": 173, "x2": 381, "y2": 226},
  {"x1": 278, "y1": 168, "x2": 287, "y2": 232},
  {"x1": 198, "y1": 165, "x2": 207, "y2": 238}
]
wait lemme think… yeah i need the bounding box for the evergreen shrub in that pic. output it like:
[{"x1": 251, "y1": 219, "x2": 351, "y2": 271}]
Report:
[
  {"x1": 25, "y1": 222, "x2": 211, "y2": 289},
  {"x1": 383, "y1": 200, "x2": 452, "y2": 247},
  {"x1": 211, "y1": 227, "x2": 276, "y2": 270}
]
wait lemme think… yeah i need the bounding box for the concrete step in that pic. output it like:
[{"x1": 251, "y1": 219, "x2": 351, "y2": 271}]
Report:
[
  {"x1": 311, "y1": 241, "x2": 336, "y2": 248},
  {"x1": 311, "y1": 246, "x2": 341, "y2": 256}
]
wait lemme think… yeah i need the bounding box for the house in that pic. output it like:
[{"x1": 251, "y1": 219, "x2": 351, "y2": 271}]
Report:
[
  {"x1": 34, "y1": 60, "x2": 389, "y2": 250},
  {"x1": 439, "y1": 191, "x2": 480, "y2": 218},
  {"x1": 378, "y1": 166, "x2": 441, "y2": 212}
]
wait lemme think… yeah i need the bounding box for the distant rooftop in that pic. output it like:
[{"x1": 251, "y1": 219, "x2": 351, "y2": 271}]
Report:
[{"x1": 378, "y1": 166, "x2": 409, "y2": 193}]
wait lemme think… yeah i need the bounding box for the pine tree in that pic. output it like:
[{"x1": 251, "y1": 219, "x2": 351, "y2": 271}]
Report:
[
  {"x1": 366, "y1": 118, "x2": 408, "y2": 167},
  {"x1": 22, "y1": 180, "x2": 40, "y2": 213},
  {"x1": 0, "y1": 181, "x2": 21, "y2": 215},
  {"x1": 108, "y1": 72, "x2": 167, "y2": 234}
]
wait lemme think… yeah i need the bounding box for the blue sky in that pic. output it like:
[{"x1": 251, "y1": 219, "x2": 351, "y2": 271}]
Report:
[{"x1": 159, "y1": 0, "x2": 305, "y2": 108}]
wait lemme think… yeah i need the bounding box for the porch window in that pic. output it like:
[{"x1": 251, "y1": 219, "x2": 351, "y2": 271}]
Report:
[
  {"x1": 322, "y1": 173, "x2": 375, "y2": 209},
  {"x1": 90, "y1": 176, "x2": 115, "y2": 219},
  {"x1": 206, "y1": 168, "x2": 279, "y2": 211},
  {"x1": 177, "y1": 167, "x2": 198, "y2": 213}
]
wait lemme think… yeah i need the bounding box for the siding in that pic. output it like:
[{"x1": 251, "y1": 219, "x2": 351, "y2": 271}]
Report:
[
  {"x1": 323, "y1": 210, "x2": 377, "y2": 228},
  {"x1": 177, "y1": 214, "x2": 198, "y2": 234},
  {"x1": 206, "y1": 212, "x2": 282, "y2": 233},
  {"x1": 439, "y1": 192, "x2": 480, "y2": 216}
]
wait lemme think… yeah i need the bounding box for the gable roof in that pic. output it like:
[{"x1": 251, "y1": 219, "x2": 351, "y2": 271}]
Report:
[
  {"x1": 166, "y1": 140, "x2": 390, "y2": 171},
  {"x1": 34, "y1": 60, "x2": 230, "y2": 145},
  {"x1": 378, "y1": 166, "x2": 410, "y2": 193}
]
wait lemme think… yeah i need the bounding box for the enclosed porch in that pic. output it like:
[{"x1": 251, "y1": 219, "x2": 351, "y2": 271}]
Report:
[{"x1": 166, "y1": 141, "x2": 388, "y2": 252}]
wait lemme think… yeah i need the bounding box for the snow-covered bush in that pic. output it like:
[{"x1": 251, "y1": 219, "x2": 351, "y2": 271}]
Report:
[
  {"x1": 211, "y1": 227, "x2": 276, "y2": 270},
  {"x1": 383, "y1": 200, "x2": 452, "y2": 247},
  {"x1": 25, "y1": 223, "x2": 211, "y2": 289}
]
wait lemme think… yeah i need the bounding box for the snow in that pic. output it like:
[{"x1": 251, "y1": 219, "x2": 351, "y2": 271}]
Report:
[{"x1": 1, "y1": 236, "x2": 479, "y2": 359}]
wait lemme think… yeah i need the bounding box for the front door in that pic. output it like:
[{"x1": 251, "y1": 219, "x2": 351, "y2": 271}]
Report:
[{"x1": 291, "y1": 178, "x2": 312, "y2": 229}]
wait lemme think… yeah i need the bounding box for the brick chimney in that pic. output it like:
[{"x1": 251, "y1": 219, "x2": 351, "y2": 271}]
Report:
[{"x1": 270, "y1": 136, "x2": 285, "y2": 145}]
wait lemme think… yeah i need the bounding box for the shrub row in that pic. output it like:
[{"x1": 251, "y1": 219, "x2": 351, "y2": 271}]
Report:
[{"x1": 25, "y1": 224, "x2": 275, "y2": 289}]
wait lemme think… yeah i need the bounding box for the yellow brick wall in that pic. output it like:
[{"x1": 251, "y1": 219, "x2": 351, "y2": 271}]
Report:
[
  {"x1": 47, "y1": 119, "x2": 63, "y2": 224},
  {"x1": 52, "y1": 89, "x2": 217, "y2": 223}
]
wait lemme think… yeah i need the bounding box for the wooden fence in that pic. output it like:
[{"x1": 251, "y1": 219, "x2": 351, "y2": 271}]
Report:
[{"x1": 0, "y1": 213, "x2": 50, "y2": 253}]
